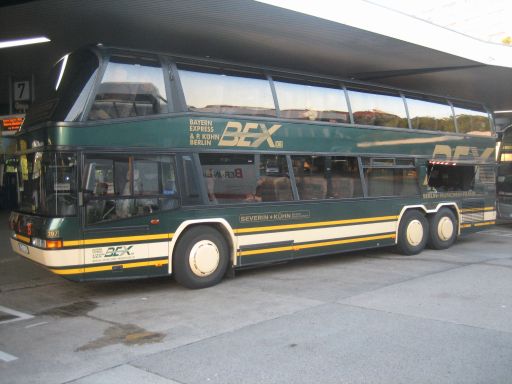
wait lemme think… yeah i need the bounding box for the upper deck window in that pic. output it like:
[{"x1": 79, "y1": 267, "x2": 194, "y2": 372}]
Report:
[
  {"x1": 406, "y1": 97, "x2": 455, "y2": 132},
  {"x1": 178, "y1": 66, "x2": 276, "y2": 117},
  {"x1": 347, "y1": 88, "x2": 408, "y2": 128},
  {"x1": 88, "y1": 56, "x2": 168, "y2": 121},
  {"x1": 273, "y1": 79, "x2": 349, "y2": 123},
  {"x1": 453, "y1": 105, "x2": 491, "y2": 135}
]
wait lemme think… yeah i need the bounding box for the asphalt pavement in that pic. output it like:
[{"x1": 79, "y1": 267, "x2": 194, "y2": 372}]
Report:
[{"x1": 1, "y1": 210, "x2": 512, "y2": 384}]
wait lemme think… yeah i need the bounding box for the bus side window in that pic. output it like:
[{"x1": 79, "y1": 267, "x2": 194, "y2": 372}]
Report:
[
  {"x1": 273, "y1": 79, "x2": 349, "y2": 123},
  {"x1": 295, "y1": 156, "x2": 365, "y2": 200},
  {"x1": 347, "y1": 88, "x2": 408, "y2": 128},
  {"x1": 84, "y1": 154, "x2": 178, "y2": 225},
  {"x1": 198, "y1": 153, "x2": 292, "y2": 204},
  {"x1": 181, "y1": 155, "x2": 201, "y2": 205},
  {"x1": 257, "y1": 155, "x2": 292, "y2": 202},
  {"x1": 453, "y1": 105, "x2": 491, "y2": 135},
  {"x1": 178, "y1": 67, "x2": 276, "y2": 117},
  {"x1": 405, "y1": 97, "x2": 455, "y2": 132},
  {"x1": 292, "y1": 156, "x2": 327, "y2": 200},
  {"x1": 328, "y1": 156, "x2": 363, "y2": 198},
  {"x1": 199, "y1": 154, "x2": 256, "y2": 204},
  {"x1": 133, "y1": 156, "x2": 178, "y2": 213},
  {"x1": 364, "y1": 158, "x2": 419, "y2": 197}
]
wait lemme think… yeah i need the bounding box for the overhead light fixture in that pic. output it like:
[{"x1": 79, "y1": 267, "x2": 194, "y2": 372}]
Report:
[
  {"x1": 494, "y1": 110, "x2": 512, "y2": 114},
  {"x1": 0, "y1": 36, "x2": 50, "y2": 49},
  {"x1": 55, "y1": 54, "x2": 69, "y2": 90}
]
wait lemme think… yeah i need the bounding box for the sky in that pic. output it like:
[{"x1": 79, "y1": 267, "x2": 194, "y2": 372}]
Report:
[
  {"x1": 370, "y1": 0, "x2": 512, "y2": 45},
  {"x1": 257, "y1": 0, "x2": 512, "y2": 68}
]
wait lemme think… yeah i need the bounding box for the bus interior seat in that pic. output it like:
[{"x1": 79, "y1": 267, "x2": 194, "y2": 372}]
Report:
[
  {"x1": 301, "y1": 176, "x2": 327, "y2": 199},
  {"x1": 115, "y1": 101, "x2": 137, "y2": 118},
  {"x1": 89, "y1": 101, "x2": 116, "y2": 120},
  {"x1": 257, "y1": 177, "x2": 277, "y2": 202},
  {"x1": 274, "y1": 177, "x2": 292, "y2": 201}
]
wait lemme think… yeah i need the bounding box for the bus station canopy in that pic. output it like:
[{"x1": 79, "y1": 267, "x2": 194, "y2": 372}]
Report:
[{"x1": 1, "y1": 0, "x2": 512, "y2": 111}]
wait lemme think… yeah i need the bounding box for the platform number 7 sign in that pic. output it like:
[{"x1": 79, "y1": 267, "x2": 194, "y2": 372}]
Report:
[{"x1": 14, "y1": 81, "x2": 31, "y2": 101}]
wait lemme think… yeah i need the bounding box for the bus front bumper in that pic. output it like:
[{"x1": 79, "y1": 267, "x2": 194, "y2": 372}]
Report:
[{"x1": 10, "y1": 237, "x2": 84, "y2": 280}]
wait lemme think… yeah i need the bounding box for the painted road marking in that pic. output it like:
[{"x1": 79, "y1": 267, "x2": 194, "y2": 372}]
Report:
[
  {"x1": 0, "y1": 350, "x2": 18, "y2": 362},
  {"x1": 0, "y1": 305, "x2": 34, "y2": 325},
  {"x1": 25, "y1": 321, "x2": 48, "y2": 329}
]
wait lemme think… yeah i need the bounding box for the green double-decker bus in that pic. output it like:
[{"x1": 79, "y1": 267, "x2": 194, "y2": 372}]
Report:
[{"x1": 10, "y1": 45, "x2": 497, "y2": 288}]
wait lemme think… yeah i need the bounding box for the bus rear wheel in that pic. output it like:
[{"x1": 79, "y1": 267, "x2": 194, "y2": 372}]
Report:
[
  {"x1": 427, "y1": 208, "x2": 457, "y2": 250},
  {"x1": 396, "y1": 210, "x2": 428, "y2": 255},
  {"x1": 173, "y1": 226, "x2": 229, "y2": 289}
]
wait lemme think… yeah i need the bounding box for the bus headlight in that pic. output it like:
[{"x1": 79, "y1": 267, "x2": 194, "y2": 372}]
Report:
[
  {"x1": 32, "y1": 237, "x2": 46, "y2": 248},
  {"x1": 31, "y1": 238, "x2": 63, "y2": 249}
]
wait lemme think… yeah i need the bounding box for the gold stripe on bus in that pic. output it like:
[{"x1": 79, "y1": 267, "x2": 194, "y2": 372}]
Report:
[
  {"x1": 460, "y1": 221, "x2": 495, "y2": 229},
  {"x1": 473, "y1": 221, "x2": 495, "y2": 227},
  {"x1": 15, "y1": 234, "x2": 30, "y2": 243},
  {"x1": 63, "y1": 240, "x2": 83, "y2": 247},
  {"x1": 63, "y1": 233, "x2": 174, "y2": 247},
  {"x1": 50, "y1": 259, "x2": 169, "y2": 275},
  {"x1": 234, "y1": 215, "x2": 399, "y2": 235},
  {"x1": 239, "y1": 245, "x2": 294, "y2": 256},
  {"x1": 460, "y1": 207, "x2": 495, "y2": 213},
  {"x1": 239, "y1": 233, "x2": 395, "y2": 256}
]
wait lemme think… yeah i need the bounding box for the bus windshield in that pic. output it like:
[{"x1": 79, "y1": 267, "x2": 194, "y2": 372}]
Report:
[
  {"x1": 22, "y1": 49, "x2": 99, "y2": 127},
  {"x1": 17, "y1": 152, "x2": 77, "y2": 216}
]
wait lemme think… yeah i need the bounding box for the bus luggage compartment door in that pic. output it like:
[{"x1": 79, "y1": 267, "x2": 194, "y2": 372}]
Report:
[{"x1": 238, "y1": 240, "x2": 294, "y2": 267}]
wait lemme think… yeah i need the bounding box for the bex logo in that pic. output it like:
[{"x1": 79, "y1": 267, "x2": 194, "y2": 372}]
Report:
[
  {"x1": 105, "y1": 245, "x2": 134, "y2": 257},
  {"x1": 219, "y1": 122, "x2": 283, "y2": 148},
  {"x1": 432, "y1": 144, "x2": 494, "y2": 160}
]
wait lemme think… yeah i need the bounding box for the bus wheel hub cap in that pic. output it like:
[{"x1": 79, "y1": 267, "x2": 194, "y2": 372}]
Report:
[
  {"x1": 438, "y1": 217, "x2": 454, "y2": 241},
  {"x1": 406, "y1": 220, "x2": 423, "y2": 246},
  {"x1": 189, "y1": 240, "x2": 220, "y2": 277}
]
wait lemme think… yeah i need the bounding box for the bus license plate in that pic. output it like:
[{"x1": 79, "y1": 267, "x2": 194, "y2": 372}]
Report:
[{"x1": 18, "y1": 243, "x2": 29, "y2": 254}]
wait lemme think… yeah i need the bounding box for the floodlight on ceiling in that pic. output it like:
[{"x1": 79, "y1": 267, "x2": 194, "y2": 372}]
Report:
[
  {"x1": 0, "y1": 36, "x2": 50, "y2": 49},
  {"x1": 55, "y1": 54, "x2": 69, "y2": 90}
]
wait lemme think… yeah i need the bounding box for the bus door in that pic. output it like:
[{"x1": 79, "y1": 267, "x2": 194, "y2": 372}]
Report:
[{"x1": 81, "y1": 153, "x2": 176, "y2": 278}]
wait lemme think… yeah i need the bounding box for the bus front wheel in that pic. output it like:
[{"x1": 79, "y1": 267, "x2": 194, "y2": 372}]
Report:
[
  {"x1": 173, "y1": 226, "x2": 229, "y2": 289},
  {"x1": 427, "y1": 208, "x2": 457, "y2": 250},
  {"x1": 396, "y1": 210, "x2": 428, "y2": 255}
]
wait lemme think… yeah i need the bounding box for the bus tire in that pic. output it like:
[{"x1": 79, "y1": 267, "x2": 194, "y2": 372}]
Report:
[
  {"x1": 173, "y1": 226, "x2": 229, "y2": 289},
  {"x1": 427, "y1": 208, "x2": 457, "y2": 250},
  {"x1": 396, "y1": 210, "x2": 428, "y2": 255}
]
